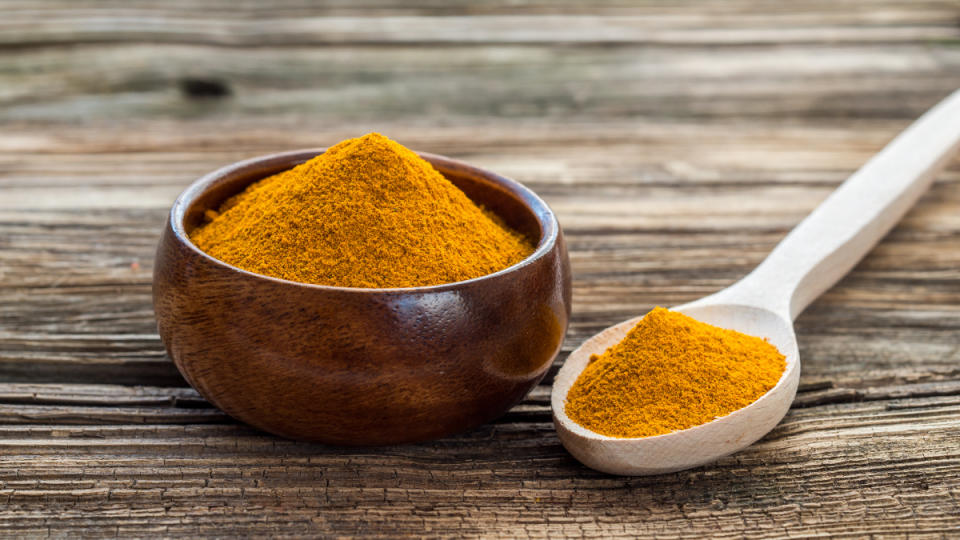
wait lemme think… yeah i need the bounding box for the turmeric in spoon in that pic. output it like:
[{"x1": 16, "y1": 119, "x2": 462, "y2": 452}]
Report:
[{"x1": 564, "y1": 307, "x2": 785, "y2": 438}]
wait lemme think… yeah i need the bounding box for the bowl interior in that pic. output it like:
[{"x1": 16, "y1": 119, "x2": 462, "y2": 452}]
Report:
[{"x1": 179, "y1": 150, "x2": 548, "y2": 255}]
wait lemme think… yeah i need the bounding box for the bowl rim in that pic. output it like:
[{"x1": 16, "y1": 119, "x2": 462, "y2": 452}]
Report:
[{"x1": 169, "y1": 147, "x2": 561, "y2": 293}]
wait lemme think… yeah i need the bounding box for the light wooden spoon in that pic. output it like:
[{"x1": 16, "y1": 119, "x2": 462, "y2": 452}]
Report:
[{"x1": 552, "y1": 89, "x2": 960, "y2": 475}]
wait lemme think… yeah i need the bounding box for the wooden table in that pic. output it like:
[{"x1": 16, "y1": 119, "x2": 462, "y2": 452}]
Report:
[{"x1": 3, "y1": 1, "x2": 960, "y2": 537}]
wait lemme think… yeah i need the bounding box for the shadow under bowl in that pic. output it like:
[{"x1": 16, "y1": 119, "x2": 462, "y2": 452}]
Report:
[{"x1": 153, "y1": 149, "x2": 572, "y2": 445}]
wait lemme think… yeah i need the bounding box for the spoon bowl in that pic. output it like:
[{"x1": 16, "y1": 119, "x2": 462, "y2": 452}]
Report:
[{"x1": 552, "y1": 302, "x2": 800, "y2": 475}]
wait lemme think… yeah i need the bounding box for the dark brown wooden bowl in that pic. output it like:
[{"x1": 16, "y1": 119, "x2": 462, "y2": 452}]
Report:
[{"x1": 153, "y1": 149, "x2": 571, "y2": 445}]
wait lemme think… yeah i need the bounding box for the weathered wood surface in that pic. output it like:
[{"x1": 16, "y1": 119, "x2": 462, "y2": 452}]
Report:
[{"x1": 2, "y1": 0, "x2": 960, "y2": 537}]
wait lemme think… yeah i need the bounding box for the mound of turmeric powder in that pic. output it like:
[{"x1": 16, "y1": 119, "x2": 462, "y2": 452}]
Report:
[
  {"x1": 565, "y1": 307, "x2": 786, "y2": 438},
  {"x1": 190, "y1": 133, "x2": 534, "y2": 288}
]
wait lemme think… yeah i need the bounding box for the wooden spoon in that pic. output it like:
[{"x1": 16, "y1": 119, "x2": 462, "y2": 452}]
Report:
[{"x1": 552, "y1": 89, "x2": 960, "y2": 475}]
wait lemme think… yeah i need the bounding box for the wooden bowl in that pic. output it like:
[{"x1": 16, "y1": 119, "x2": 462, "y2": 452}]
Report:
[{"x1": 153, "y1": 149, "x2": 571, "y2": 445}]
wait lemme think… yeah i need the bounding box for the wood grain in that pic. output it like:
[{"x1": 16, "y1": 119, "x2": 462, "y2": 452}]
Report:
[{"x1": 2, "y1": 0, "x2": 960, "y2": 536}]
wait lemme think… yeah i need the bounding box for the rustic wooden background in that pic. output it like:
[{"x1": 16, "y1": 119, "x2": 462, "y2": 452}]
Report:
[{"x1": 2, "y1": 1, "x2": 960, "y2": 537}]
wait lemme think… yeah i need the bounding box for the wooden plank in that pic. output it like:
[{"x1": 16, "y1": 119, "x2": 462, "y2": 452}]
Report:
[
  {"x1": 0, "y1": 1, "x2": 957, "y2": 47},
  {"x1": 2, "y1": 44, "x2": 959, "y2": 124},
  {"x1": 0, "y1": 404, "x2": 226, "y2": 424},
  {"x1": 2, "y1": 0, "x2": 957, "y2": 17},
  {"x1": 0, "y1": 383, "x2": 205, "y2": 406},
  {"x1": 0, "y1": 396, "x2": 957, "y2": 536}
]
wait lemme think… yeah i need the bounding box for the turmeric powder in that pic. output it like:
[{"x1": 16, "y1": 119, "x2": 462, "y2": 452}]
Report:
[
  {"x1": 565, "y1": 307, "x2": 786, "y2": 438},
  {"x1": 190, "y1": 133, "x2": 533, "y2": 288}
]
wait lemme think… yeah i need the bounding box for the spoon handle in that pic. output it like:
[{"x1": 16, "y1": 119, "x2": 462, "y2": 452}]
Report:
[{"x1": 718, "y1": 89, "x2": 960, "y2": 320}]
